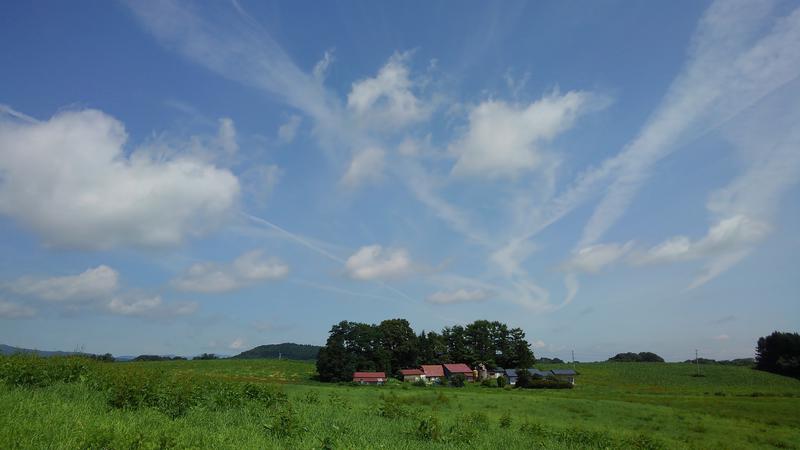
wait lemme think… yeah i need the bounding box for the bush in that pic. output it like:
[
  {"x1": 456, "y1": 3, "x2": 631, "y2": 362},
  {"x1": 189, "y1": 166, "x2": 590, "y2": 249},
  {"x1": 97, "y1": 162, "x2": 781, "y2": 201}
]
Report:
[
  {"x1": 481, "y1": 378, "x2": 497, "y2": 388},
  {"x1": 449, "y1": 373, "x2": 466, "y2": 387},
  {"x1": 412, "y1": 379, "x2": 427, "y2": 387},
  {"x1": 264, "y1": 403, "x2": 304, "y2": 438},
  {"x1": 496, "y1": 375, "x2": 507, "y2": 388},
  {"x1": 414, "y1": 415, "x2": 442, "y2": 441},
  {"x1": 499, "y1": 411, "x2": 513, "y2": 428}
]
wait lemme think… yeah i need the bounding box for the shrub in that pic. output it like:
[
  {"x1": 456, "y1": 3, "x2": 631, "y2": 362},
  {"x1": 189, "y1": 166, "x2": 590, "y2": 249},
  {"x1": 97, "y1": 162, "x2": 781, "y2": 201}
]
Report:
[
  {"x1": 481, "y1": 378, "x2": 497, "y2": 388},
  {"x1": 377, "y1": 394, "x2": 410, "y2": 419},
  {"x1": 449, "y1": 373, "x2": 466, "y2": 387},
  {"x1": 412, "y1": 379, "x2": 427, "y2": 387},
  {"x1": 499, "y1": 411, "x2": 513, "y2": 428},
  {"x1": 264, "y1": 403, "x2": 303, "y2": 438},
  {"x1": 496, "y1": 375, "x2": 507, "y2": 388},
  {"x1": 414, "y1": 415, "x2": 442, "y2": 442}
]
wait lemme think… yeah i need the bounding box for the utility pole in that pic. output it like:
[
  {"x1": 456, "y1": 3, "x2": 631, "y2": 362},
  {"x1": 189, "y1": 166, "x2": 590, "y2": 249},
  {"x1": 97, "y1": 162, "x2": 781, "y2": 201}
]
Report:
[
  {"x1": 572, "y1": 350, "x2": 575, "y2": 370},
  {"x1": 695, "y1": 349, "x2": 700, "y2": 376}
]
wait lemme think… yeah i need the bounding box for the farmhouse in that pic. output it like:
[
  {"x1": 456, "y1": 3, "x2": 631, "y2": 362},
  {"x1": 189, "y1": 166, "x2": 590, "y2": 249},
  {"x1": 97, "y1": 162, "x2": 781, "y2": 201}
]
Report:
[
  {"x1": 443, "y1": 363, "x2": 474, "y2": 381},
  {"x1": 399, "y1": 368, "x2": 423, "y2": 382},
  {"x1": 420, "y1": 364, "x2": 445, "y2": 383},
  {"x1": 551, "y1": 369, "x2": 578, "y2": 385},
  {"x1": 504, "y1": 368, "x2": 577, "y2": 385},
  {"x1": 352, "y1": 372, "x2": 386, "y2": 385}
]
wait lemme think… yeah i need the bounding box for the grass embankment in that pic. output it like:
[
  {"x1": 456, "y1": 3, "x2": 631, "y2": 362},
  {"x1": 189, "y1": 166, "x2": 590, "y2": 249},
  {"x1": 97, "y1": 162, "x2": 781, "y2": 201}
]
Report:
[{"x1": 1, "y1": 355, "x2": 799, "y2": 449}]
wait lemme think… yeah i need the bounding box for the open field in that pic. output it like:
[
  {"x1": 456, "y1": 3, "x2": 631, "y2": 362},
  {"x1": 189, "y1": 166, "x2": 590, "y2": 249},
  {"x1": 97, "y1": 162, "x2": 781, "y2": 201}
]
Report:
[{"x1": 1, "y1": 356, "x2": 799, "y2": 449}]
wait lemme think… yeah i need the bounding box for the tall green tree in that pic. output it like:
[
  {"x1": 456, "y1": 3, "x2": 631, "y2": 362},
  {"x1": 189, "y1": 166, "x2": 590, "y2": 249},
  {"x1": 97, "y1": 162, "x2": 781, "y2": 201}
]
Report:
[{"x1": 756, "y1": 331, "x2": 800, "y2": 378}]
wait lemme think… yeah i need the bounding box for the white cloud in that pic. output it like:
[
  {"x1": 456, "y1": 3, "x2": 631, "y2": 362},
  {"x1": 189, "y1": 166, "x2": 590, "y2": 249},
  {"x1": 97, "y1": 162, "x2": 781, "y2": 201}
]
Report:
[
  {"x1": 10, "y1": 266, "x2": 119, "y2": 302},
  {"x1": 277, "y1": 115, "x2": 302, "y2": 143},
  {"x1": 107, "y1": 295, "x2": 196, "y2": 318},
  {"x1": 229, "y1": 337, "x2": 246, "y2": 350},
  {"x1": 426, "y1": 288, "x2": 490, "y2": 305},
  {"x1": 563, "y1": 242, "x2": 634, "y2": 274},
  {"x1": 450, "y1": 92, "x2": 595, "y2": 179},
  {"x1": 313, "y1": 49, "x2": 335, "y2": 81},
  {"x1": 242, "y1": 164, "x2": 282, "y2": 205},
  {"x1": 531, "y1": 339, "x2": 546, "y2": 349},
  {"x1": 341, "y1": 147, "x2": 385, "y2": 188},
  {"x1": 713, "y1": 334, "x2": 730, "y2": 341},
  {"x1": 215, "y1": 117, "x2": 238, "y2": 155},
  {"x1": 345, "y1": 245, "x2": 413, "y2": 281},
  {"x1": 0, "y1": 300, "x2": 36, "y2": 319},
  {"x1": 347, "y1": 52, "x2": 429, "y2": 130},
  {"x1": 172, "y1": 250, "x2": 289, "y2": 293},
  {"x1": 0, "y1": 108, "x2": 240, "y2": 250},
  {"x1": 635, "y1": 215, "x2": 769, "y2": 266},
  {"x1": 6, "y1": 265, "x2": 195, "y2": 318},
  {"x1": 578, "y1": 1, "x2": 800, "y2": 248}
]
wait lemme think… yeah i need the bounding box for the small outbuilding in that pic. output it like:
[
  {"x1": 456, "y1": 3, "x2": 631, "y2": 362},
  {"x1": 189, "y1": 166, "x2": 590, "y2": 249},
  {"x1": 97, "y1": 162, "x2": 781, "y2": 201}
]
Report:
[
  {"x1": 400, "y1": 368, "x2": 424, "y2": 382},
  {"x1": 420, "y1": 364, "x2": 445, "y2": 383},
  {"x1": 443, "y1": 363, "x2": 474, "y2": 381},
  {"x1": 352, "y1": 372, "x2": 386, "y2": 385}
]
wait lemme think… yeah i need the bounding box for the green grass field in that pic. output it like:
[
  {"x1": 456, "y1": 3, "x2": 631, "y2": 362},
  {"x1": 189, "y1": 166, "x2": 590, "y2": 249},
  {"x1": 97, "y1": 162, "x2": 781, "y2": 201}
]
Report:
[{"x1": 1, "y1": 356, "x2": 799, "y2": 449}]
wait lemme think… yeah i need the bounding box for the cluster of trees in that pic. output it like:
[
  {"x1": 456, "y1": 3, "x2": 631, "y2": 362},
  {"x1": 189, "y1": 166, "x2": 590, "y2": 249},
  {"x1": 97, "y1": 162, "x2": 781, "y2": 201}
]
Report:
[
  {"x1": 608, "y1": 352, "x2": 665, "y2": 363},
  {"x1": 316, "y1": 319, "x2": 535, "y2": 382},
  {"x1": 756, "y1": 331, "x2": 800, "y2": 378}
]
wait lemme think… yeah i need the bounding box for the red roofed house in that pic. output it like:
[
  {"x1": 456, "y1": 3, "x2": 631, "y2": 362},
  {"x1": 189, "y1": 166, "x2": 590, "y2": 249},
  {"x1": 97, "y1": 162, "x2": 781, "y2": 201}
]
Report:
[
  {"x1": 352, "y1": 372, "x2": 386, "y2": 385},
  {"x1": 420, "y1": 364, "x2": 445, "y2": 383},
  {"x1": 400, "y1": 368, "x2": 423, "y2": 382},
  {"x1": 443, "y1": 363, "x2": 474, "y2": 382}
]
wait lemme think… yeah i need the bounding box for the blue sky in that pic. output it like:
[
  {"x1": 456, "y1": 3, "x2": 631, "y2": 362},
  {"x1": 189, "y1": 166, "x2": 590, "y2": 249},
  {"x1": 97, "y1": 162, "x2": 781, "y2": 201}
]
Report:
[{"x1": 0, "y1": 0, "x2": 798, "y2": 361}]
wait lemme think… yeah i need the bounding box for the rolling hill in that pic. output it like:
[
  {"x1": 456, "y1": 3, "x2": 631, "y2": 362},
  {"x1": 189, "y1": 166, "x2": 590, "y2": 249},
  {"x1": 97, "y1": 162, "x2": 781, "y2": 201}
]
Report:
[{"x1": 233, "y1": 342, "x2": 321, "y2": 360}]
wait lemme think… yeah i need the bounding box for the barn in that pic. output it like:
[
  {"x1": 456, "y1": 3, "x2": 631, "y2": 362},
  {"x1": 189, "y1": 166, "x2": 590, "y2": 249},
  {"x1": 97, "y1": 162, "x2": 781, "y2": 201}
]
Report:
[
  {"x1": 420, "y1": 364, "x2": 445, "y2": 383},
  {"x1": 400, "y1": 368, "x2": 423, "y2": 382},
  {"x1": 352, "y1": 372, "x2": 386, "y2": 385},
  {"x1": 443, "y1": 363, "x2": 474, "y2": 381}
]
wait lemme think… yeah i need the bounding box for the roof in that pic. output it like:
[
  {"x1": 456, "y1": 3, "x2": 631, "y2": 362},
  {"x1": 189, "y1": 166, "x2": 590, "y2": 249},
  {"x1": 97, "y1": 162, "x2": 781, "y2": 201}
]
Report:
[
  {"x1": 551, "y1": 369, "x2": 577, "y2": 376},
  {"x1": 420, "y1": 364, "x2": 444, "y2": 377},
  {"x1": 505, "y1": 368, "x2": 518, "y2": 377},
  {"x1": 352, "y1": 372, "x2": 385, "y2": 378},
  {"x1": 529, "y1": 369, "x2": 551, "y2": 378},
  {"x1": 491, "y1": 367, "x2": 505, "y2": 373},
  {"x1": 443, "y1": 363, "x2": 472, "y2": 373},
  {"x1": 400, "y1": 369, "x2": 423, "y2": 376}
]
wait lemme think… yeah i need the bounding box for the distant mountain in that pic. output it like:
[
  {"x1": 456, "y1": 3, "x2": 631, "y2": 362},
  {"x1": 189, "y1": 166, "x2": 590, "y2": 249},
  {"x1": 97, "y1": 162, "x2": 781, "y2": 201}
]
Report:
[
  {"x1": 234, "y1": 343, "x2": 321, "y2": 361},
  {"x1": 1, "y1": 344, "x2": 80, "y2": 357}
]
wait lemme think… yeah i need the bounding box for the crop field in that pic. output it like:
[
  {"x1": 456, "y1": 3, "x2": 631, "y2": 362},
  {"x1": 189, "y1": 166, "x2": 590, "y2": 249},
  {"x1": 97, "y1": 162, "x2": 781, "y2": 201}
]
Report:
[{"x1": 1, "y1": 355, "x2": 799, "y2": 449}]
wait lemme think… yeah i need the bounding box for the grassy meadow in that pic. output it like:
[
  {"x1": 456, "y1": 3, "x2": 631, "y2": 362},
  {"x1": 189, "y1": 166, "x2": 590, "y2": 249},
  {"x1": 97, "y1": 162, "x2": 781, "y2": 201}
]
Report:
[{"x1": 1, "y1": 355, "x2": 799, "y2": 449}]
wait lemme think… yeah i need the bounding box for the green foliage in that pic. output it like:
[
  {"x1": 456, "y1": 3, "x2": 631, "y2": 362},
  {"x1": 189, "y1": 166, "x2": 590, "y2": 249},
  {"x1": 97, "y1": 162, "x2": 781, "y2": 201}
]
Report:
[
  {"x1": 481, "y1": 377, "x2": 497, "y2": 387},
  {"x1": 2, "y1": 357, "x2": 800, "y2": 449},
  {"x1": 449, "y1": 373, "x2": 466, "y2": 387},
  {"x1": 193, "y1": 353, "x2": 219, "y2": 360},
  {"x1": 756, "y1": 331, "x2": 800, "y2": 378},
  {"x1": 264, "y1": 403, "x2": 304, "y2": 438},
  {"x1": 496, "y1": 375, "x2": 507, "y2": 388},
  {"x1": 317, "y1": 318, "x2": 535, "y2": 382},
  {"x1": 234, "y1": 342, "x2": 322, "y2": 360},
  {"x1": 499, "y1": 411, "x2": 513, "y2": 428},
  {"x1": 414, "y1": 415, "x2": 442, "y2": 442},
  {"x1": 0, "y1": 354, "x2": 92, "y2": 388},
  {"x1": 608, "y1": 352, "x2": 665, "y2": 362}
]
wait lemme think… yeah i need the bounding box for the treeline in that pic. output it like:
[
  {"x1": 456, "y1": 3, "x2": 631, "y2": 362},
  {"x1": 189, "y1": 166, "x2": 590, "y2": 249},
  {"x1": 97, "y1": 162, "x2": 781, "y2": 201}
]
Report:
[
  {"x1": 608, "y1": 352, "x2": 664, "y2": 363},
  {"x1": 756, "y1": 331, "x2": 800, "y2": 378},
  {"x1": 682, "y1": 358, "x2": 754, "y2": 366},
  {"x1": 316, "y1": 319, "x2": 535, "y2": 382}
]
